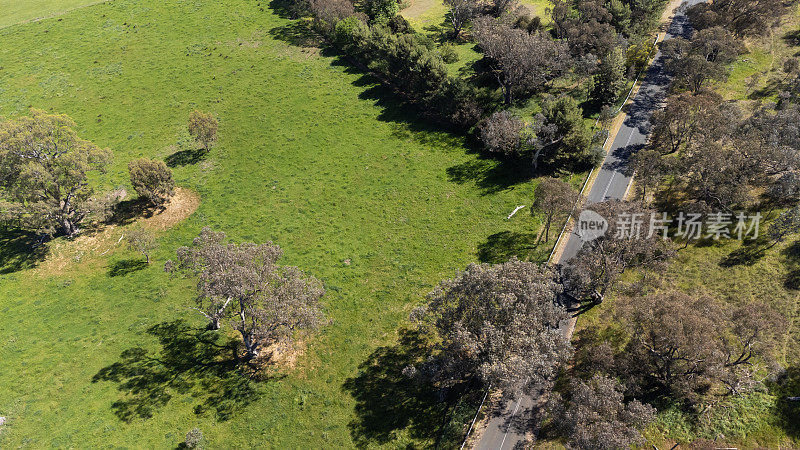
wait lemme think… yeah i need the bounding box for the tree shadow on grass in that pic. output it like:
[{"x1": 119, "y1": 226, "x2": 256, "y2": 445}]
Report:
[
  {"x1": 269, "y1": 20, "x2": 322, "y2": 48},
  {"x1": 719, "y1": 242, "x2": 768, "y2": 268},
  {"x1": 0, "y1": 226, "x2": 48, "y2": 274},
  {"x1": 268, "y1": 0, "x2": 300, "y2": 19},
  {"x1": 782, "y1": 240, "x2": 800, "y2": 290},
  {"x1": 446, "y1": 157, "x2": 532, "y2": 196},
  {"x1": 106, "y1": 197, "x2": 163, "y2": 227},
  {"x1": 342, "y1": 329, "x2": 456, "y2": 448},
  {"x1": 108, "y1": 258, "x2": 148, "y2": 277},
  {"x1": 93, "y1": 320, "x2": 267, "y2": 423},
  {"x1": 783, "y1": 29, "x2": 800, "y2": 47},
  {"x1": 477, "y1": 231, "x2": 541, "y2": 264},
  {"x1": 165, "y1": 148, "x2": 207, "y2": 168},
  {"x1": 325, "y1": 50, "x2": 538, "y2": 196},
  {"x1": 420, "y1": 19, "x2": 451, "y2": 43},
  {"x1": 748, "y1": 77, "x2": 784, "y2": 100},
  {"x1": 769, "y1": 366, "x2": 800, "y2": 439}
]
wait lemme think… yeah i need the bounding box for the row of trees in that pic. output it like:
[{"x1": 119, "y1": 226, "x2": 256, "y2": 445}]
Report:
[
  {"x1": 0, "y1": 109, "x2": 216, "y2": 238},
  {"x1": 404, "y1": 205, "x2": 788, "y2": 447},
  {"x1": 631, "y1": 9, "x2": 800, "y2": 212},
  {"x1": 401, "y1": 2, "x2": 800, "y2": 446},
  {"x1": 303, "y1": 0, "x2": 669, "y2": 178},
  {"x1": 509, "y1": 6, "x2": 800, "y2": 446},
  {"x1": 327, "y1": 12, "x2": 483, "y2": 129}
]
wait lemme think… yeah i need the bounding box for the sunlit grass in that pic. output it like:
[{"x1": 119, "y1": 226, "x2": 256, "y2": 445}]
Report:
[
  {"x1": 0, "y1": 0, "x2": 104, "y2": 28},
  {"x1": 0, "y1": 0, "x2": 556, "y2": 447}
]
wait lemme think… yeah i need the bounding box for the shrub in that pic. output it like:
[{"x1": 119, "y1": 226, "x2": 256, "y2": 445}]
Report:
[
  {"x1": 128, "y1": 158, "x2": 175, "y2": 206},
  {"x1": 310, "y1": 0, "x2": 356, "y2": 34},
  {"x1": 387, "y1": 14, "x2": 412, "y2": 34},
  {"x1": 426, "y1": 78, "x2": 483, "y2": 129},
  {"x1": 334, "y1": 15, "x2": 368, "y2": 47},
  {"x1": 184, "y1": 428, "x2": 203, "y2": 449},
  {"x1": 358, "y1": 0, "x2": 399, "y2": 24},
  {"x1": 187, "y1": 110, "x2": 218, "y2": 151},
  {"x1": 326, "y1": 13, "x2": 480, "y2": 129},
  {"x1": 439, "y1": 43, "x2": 459, "y2": 64}
]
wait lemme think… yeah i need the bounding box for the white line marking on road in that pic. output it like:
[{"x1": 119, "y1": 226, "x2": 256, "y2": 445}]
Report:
[
  {"x1": 600, "y1": 127, "x2": 636, "y2": 200},
  {"x1": 601, "y1": 172, "x2": 616, "y2": 200},
  {"x1": 622, "y1": 173, "x2": 635, "y2": 200},
  {"x1": 499, "y1": 398, "x2": 522, "y2": 450}
]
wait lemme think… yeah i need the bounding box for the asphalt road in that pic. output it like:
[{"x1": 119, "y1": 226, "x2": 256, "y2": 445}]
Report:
[{"x1": 473, "y1": 1, "x2": 703, "y2": 448}]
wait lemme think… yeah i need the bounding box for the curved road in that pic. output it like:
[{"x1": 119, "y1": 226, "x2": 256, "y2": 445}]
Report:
[{"x1": 473, "y1": 1, "x2": 704, "y2": 448}]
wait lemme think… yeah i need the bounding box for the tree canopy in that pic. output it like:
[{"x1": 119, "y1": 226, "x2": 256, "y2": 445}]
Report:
[
  {"x1": 474, "y1": 16, "x2": 570, "y2": 105},
  {"x1": 167, "y1": 228, "x2": 326, "y2": 361},
  {"x1": 412, "y1": 258, "x2": 572, "y2": 395},
  {"x1": 0, "y1": 110, "x2": 112, "y2": 237}
]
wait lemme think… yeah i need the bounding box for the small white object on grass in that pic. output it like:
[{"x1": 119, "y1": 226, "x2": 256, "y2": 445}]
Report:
[
  {"x1": 0, "y1": 416, "x2": 6, "y2": 426},
  {"x1": 507, "y1": 205, "x2": 526, "y2": 219}
]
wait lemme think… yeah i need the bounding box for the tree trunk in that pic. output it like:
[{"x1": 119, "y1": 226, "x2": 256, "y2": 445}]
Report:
[
  {"x1": 531, "y1": 147, "x2": 544, "y2": 175},
  {"x1": 503, "y1": 83, "x2": 513, "y2": 106},
  {"x1": 206, "y1": 296, "x2": 233, "y2": 330},
  {"x1": 544, "y1": 215, "x2": 552, "y2": 242},
  {"x1": 242, "y1": 331, "x2": 260, "y2": 360},
  {"x1": 207, "y1": 315, "x2": 222, "y2": 330},
  {"x1": 62, "y1": 217, "x2": 77, "y2": 237},
  {"x1": 451, "y1": 16, "x2": 461, "y2": 38}
]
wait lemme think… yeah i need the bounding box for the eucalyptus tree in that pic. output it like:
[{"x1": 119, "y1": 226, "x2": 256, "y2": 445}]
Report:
[
  {"x1": 412, "y1": 258, "x2": 572, "y2": 394},
  {"x1": 0, "y1": 110, "x2": 112, "y2": 237},
  {"x1": 168, "y1": 228, "x2": 325, "y2": 360}
]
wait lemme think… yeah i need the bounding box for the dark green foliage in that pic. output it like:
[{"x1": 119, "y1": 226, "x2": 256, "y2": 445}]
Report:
[
  {"x1": 438, "y1": 43, "x2": 459, "y2": 64},
  {"x1": 387, "y1": 14, "x2": 412, "y2": 33},
  {"x1": 591, "y1": 45, "x2": 627, "y2": 106},
  {"x1": 333, "y1": 21, "x2": 481, "y2": 128},
  {"x1": 607, "y1": 0, "x2": 632, "y2": 35},
  {"x1": 357, "y1": 0, "x2": 399, "y2": 24},
  {"x1": 532, "y1": 96, "x2": 595, "y2": 171},
  {"x1": 128, "y1": 158, "x2": 175, "y2": 206}
]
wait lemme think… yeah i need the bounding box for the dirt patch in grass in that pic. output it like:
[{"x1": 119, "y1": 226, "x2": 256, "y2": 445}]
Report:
[
  {"x1": 255, "y1": 340, "x2": 307, "y2": 372},
  {"x1": 37, "y1": 188, "x2": 199, "y2": 276},
  {"x1": 140, "y1": 188, "x2": 200, "y2": 230}
]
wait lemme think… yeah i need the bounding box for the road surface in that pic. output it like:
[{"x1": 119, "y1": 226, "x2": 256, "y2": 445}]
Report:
[{"x1": 473, "y1": 1, "x2": 703, "y2": 448}]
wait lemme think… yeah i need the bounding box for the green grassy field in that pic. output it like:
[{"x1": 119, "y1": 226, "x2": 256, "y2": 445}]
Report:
[
  {"x1": 401, "y1": 0, "x2": 552, "y2": 29},
  {"x1": 714, "y1": 5, "x2": 800, "y2": 101},
  {"x1": 0, "y1": 0, "x2": 104, "y2": 28},
  {"x1": 0, "y1": 0, "x2": 556, "y2": 447}
]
